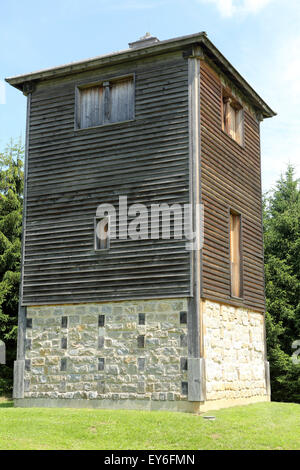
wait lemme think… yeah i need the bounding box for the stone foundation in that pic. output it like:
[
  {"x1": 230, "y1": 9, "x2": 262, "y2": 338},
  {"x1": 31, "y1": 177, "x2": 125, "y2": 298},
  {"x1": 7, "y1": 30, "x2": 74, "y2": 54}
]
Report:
[
  {"x1": 202, "y1": 300, "x2": 269, "y2": 402},
  {"x1": 24, "y1": 299, "x2": 189, "y2": 403},
  {"x1": 17, "y1": 297, "x2": 270, "y2": 412}
]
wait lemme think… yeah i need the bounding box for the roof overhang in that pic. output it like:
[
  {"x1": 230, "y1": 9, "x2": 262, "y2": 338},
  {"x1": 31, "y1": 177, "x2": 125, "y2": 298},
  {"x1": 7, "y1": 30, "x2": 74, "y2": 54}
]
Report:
[{"x1": 5, "y1": 32, "x2": 276, "y2": 119}]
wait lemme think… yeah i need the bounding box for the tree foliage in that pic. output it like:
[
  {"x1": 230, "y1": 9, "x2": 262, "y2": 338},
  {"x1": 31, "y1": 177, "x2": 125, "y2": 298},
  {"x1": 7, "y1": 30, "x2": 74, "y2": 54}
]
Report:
[
  {"x1": 0, "y1": 140, "x2": 23, "y2": 395},
  {"x1": 264, "y1": 165, "x2": 300, "y2": 402}
]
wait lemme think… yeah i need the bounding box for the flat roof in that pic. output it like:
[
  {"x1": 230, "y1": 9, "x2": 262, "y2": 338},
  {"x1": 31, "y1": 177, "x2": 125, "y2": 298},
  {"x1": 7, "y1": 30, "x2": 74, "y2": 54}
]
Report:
[{"x1": 5, "y1": 31, "x2": 276, "y2": 118}]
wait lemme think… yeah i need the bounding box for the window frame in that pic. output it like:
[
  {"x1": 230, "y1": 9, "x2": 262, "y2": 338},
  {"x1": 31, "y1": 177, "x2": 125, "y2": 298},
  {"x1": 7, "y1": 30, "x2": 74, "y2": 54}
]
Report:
[
  {"x1": 94, "y1": 216, "x2": 110, "y2": 252},
  {"x1": 228, "y1": 208, "x2": 244, "y2": 300},
  {"x1": 222, "y1": 90, "x2": 244, "y2": 147},
  {"x1": 75, "y1": 73, "x2": 135, "y2": 131}
]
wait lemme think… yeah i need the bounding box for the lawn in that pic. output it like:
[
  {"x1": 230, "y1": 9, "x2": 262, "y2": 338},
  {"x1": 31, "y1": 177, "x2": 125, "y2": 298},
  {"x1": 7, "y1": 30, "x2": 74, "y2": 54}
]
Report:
[{"x1": 0, "y1": 399, "x2": 299, "y2": 450}]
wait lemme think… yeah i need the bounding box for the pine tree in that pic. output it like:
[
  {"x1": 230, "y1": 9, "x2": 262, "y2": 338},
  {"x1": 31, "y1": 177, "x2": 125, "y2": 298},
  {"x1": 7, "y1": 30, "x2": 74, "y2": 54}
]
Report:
[
  {"x1": 264, "y1": 165, "x2": 300, "y2": 402},
  {"x1": 0, "y1": 140, "x2": 24, "y2": 395}
]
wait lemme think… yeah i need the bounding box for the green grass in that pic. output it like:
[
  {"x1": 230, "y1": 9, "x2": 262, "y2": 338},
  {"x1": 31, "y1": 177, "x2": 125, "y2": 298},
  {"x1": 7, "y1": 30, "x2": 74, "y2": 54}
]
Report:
[{"x1": 0, "y1": 400, "x2": 299, "y2": 450}]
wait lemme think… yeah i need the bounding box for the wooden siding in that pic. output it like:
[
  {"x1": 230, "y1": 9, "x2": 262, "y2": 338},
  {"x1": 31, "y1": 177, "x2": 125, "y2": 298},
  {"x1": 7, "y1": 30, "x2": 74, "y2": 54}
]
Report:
[
  {"x1": 199, "y1": 61, "x2": 265, "y2": 312},
  {"x1": 23, "y1": 53, "x2": 190, "y2": 305}
]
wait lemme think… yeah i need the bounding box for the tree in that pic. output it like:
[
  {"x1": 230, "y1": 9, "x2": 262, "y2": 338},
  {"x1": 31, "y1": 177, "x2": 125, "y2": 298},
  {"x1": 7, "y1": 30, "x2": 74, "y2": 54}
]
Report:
[
  {"x1": 0, "y1": 140, "x2": 24, "y2": 395},
  {"x1": 264, "y1": 165, "x2": 300, "y2": 403}
]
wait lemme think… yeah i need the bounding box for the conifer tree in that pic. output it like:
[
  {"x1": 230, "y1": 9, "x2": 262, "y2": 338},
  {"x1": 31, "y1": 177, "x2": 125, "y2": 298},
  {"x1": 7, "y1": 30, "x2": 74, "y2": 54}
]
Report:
[
  {"x1": 0, "y1": 140, "x2": 23, "y2": 395},
  {"x1": 264, "y1": 165, "x2": 300, "y2": 402}
]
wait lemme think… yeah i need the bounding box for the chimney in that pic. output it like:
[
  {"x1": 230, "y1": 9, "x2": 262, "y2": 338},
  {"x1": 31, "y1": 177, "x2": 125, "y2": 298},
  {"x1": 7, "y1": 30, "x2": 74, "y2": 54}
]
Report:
[{"x1": 129, "y1": 32, "x2": 160, "y2": 49}]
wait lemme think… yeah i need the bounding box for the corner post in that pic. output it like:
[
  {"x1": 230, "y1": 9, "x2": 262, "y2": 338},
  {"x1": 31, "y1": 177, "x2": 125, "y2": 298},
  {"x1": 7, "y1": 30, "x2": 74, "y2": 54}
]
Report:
[
  {"x1": 13, "y1": 84, "x2": 32, "y2": 399},
  {"x1": 187, "y1": 47, "x2": 206, "y2": 402},
  {"x1": 255, "y1": 110, "x2": 271, "y2": 400}
]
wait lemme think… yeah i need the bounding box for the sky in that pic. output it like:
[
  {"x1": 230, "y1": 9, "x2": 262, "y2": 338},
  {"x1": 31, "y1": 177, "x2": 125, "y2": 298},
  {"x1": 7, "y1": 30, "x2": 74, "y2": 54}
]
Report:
[{"x1": 0, "y1": 0, "x2": 299, "y2": 192}]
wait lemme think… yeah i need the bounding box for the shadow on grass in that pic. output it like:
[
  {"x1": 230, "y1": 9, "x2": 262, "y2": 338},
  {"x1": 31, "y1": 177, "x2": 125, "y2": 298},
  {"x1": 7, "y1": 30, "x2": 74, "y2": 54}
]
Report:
[
  {"x1": 0, "y1": 397, "x2": 13, "y2": 408},
  {"x1": 0, "y1": 402, "x2": 13, "y2": 408}
]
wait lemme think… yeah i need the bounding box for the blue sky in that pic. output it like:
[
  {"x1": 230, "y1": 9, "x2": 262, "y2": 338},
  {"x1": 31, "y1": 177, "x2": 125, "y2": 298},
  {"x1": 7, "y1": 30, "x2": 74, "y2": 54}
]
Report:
[{"x1": 0, "y1": 0, "x2": 299, "y2": 191}]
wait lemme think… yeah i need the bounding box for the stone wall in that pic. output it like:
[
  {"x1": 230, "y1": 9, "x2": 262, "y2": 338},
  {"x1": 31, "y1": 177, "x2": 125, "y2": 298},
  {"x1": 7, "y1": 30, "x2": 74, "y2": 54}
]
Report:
[
  {"x1": 24, "y1": 299, "x2": 189, "y2": 402},
  {"x1": 21, "y1": 297, "x2": 269, "y2": 410},
  {"x1": 202, "y1": 300, "x2": 268, "y2": 401}
]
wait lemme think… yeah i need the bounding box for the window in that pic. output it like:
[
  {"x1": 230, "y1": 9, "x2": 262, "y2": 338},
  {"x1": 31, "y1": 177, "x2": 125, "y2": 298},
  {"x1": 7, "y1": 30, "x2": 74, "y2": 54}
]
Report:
[
  {"x1": 94, "y1": 217, "x2": 109, "y2": 251},
  {"x1": 76, "y1": 76, "x2": 134, "y2": 129},
  {"x1": 230, "y1": 211, "x2": 242, "y2": 298},
  {"x1": 222, "y1": 94, "x2": 244, "y2": 145}
]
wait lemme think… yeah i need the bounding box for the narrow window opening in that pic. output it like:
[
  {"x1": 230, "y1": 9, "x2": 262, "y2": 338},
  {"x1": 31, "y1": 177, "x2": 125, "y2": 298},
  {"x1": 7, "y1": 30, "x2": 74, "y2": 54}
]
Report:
[
  {"x1": 181, "y1": 381, "x2": 188, "y2": 396},
  {"x1": 222, "y1": 94, "x2": 244, "y2": 145},
  {"x1": 94, "y1": 217, "x2": 110, "y2": 251},
  {"x1": 180, "y1": 357, "x2": 188, "y2": 371},
  {"x1": 60, "y1": 358, "x2": 67, "y2": 372},
  {"x1": 230, "y1": 211, "x2": 242, "y2": 298},
  {"x1": 138, "y1": 335, "x2": 145, "y2": 348},
  {"x1": 180, "y1": 311, "x2": 187, "y2": 324},
  {"x1": 138, "y1": 358, "x2": 145, "y2": 371}
]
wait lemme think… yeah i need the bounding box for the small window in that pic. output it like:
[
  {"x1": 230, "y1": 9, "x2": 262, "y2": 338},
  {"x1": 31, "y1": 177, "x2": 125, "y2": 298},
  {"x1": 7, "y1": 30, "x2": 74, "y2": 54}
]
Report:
[
  {"x1": 222, "y1": 94, "x2": 244, "y2": 145},
  {"x1": 94, "y1": 217, "x2": 110, "y2": 251},
  {"x1": 230, "y1": 211, "x2": 242, "y2": 298},
  {"x1": 76, "y1": 76, "x2": 134, "y2": 129}
]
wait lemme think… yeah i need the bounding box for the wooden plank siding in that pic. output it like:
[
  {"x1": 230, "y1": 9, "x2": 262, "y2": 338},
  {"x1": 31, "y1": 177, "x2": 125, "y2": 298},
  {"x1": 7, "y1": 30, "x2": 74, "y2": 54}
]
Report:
[
  {"x1": 22, "y1": 48, "x2": 266, "y2": 312},
  {"x1": 199, "y1": 61, "x2": 265, "y2": 312},
  {"x1": 22, "y1": 52, "x2": 190, "y2": 305}
]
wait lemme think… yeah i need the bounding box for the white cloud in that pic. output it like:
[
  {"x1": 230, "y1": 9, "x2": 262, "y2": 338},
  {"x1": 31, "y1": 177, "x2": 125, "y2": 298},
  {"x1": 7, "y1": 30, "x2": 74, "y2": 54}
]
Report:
[
  {"x1": 203, "y1": 0, "x2": 235, "y2": 16},
  {"x1": 198, "y1": 0, "x2": 274, "y2": 17},
  {"x1": 259, "y1": 32, "x2": 300, "y2": 190},
  {"x1": 242, "y1": 0, "x2": 274, "y2": 14}
]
